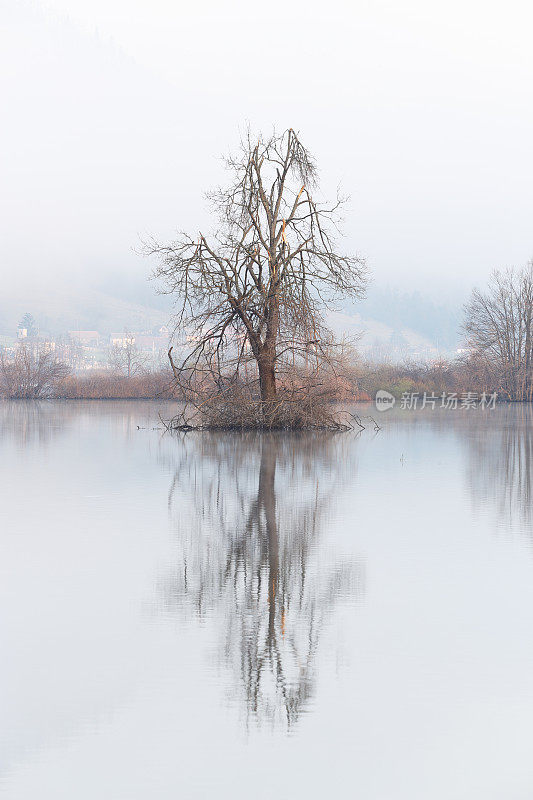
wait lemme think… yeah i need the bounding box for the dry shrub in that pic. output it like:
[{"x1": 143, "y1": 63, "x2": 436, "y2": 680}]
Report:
[
  {"x1": 57, "y1": 370, "x2": 179, "y2": 400},
  {"x1": 0, "y1": 345, "x2": 70, "y2": 399},
  {"x1": 164, "y1": 373, "x2": 353, "y2": 431},
  {"x1": 356, "y1": 358, "x2": 501, "y2": 400}
]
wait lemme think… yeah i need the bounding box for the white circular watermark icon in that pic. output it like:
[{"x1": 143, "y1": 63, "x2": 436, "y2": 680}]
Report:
[{"x1": 375, "y1": 389, "x2": 396, "y2": 412}]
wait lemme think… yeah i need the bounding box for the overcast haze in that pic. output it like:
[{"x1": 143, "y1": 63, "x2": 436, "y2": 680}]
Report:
[{"x1": 2, "y1": 0, "x2": 533, "y2": 324}]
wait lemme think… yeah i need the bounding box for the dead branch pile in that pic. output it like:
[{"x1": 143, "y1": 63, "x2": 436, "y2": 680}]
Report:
[{"x1": 162, "y1": 378, "x2": 352, "y2": 431}]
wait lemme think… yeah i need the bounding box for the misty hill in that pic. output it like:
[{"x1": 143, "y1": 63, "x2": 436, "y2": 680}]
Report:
[
  {"x1": 0, "y1": 277, "x2": 463, "y2": 360},
  {"x1": 0, "y1": 281, "x2": 171, "y2": 339},
  {"x1": 355, "y1": 286, "x2": 463, "y2": 352}
]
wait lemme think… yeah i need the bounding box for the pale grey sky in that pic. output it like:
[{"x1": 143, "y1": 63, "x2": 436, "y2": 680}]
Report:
[{"x1": 2, "y1": 0, "x2": 533, "y2": 300}]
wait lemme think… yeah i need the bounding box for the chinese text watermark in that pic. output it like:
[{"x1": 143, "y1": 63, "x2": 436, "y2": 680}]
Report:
[{"x1": 375, "y1": 390, "x2": 498, "y2": 412}]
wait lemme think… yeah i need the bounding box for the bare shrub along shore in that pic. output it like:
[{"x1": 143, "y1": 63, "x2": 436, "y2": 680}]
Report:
[{"x1": 57, "y1": 371, "x2": 179, "y2": 400}]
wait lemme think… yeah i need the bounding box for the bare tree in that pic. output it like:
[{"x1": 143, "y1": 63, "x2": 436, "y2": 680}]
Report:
[
  {"x1": 147, "y1": 128, "x2": 367, "y2": 425},
  {"x1": 0, "y1": 343, "x2": 70, "y2": 398},
  {"x1": 108, "y1": 333, "x2": 147, "y2": 378},
  {"x1": 463, "y1": 263, "x2": 533, "y2": 400}
]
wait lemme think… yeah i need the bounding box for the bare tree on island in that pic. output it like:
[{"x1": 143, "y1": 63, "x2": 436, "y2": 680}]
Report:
[{"x1": 147, "y1": 128, "x2": 367, "y2": 428}]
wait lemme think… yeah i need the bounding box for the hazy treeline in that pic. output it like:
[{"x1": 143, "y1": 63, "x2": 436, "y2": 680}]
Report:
[
  {"x1": 0, "y1": 347, "x2": 503, "y2": 402},
  {"x1": 0, "y1": 344, "x2": 178, "y2": 400},
  {"x1": 362, "y1": 262, "x2": 533, "y2": 402},
  {"x1": 356, "y1": 357, "x2": 498, "y2": 400}
]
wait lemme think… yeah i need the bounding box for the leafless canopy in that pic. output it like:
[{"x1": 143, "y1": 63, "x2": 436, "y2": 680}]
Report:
[
  {"x1": 0, "y1": 344, "x2": 70, "y2": 399},
  {"x1": 463, "y1": 263, "x2": 533, "y2": 401},
  {"x1": 146, "y1": 128, "x2": 367, "y2": 426},
  {"x1": 108, "y1": 332, "x2": 147, "y2": 379}
]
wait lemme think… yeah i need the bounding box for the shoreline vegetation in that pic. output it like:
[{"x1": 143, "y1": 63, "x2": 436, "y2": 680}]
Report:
[{"x1": 0, "y1": 355, "x2": 527, "y2": 403}]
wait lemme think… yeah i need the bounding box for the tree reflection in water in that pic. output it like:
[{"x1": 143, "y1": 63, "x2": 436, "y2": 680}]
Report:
[
  {"x1": 463, "y1": 405, "x2": 533, "y2": 531},
  {"x1": 0, "y1": 400, "x2": 68, "y2": 446},
  {"x1": 160, "y1": 433, "x2": 363, "y2": 730}
]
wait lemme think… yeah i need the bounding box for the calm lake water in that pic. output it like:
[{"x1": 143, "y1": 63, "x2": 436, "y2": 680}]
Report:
[{"x1": 1, "y1": 401, "x2": 533, "y2": 798}]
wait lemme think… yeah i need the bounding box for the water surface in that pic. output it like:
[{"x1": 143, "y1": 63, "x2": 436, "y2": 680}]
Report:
[{"x1": 1, "y1": 402, "x2": 533, "y2": 798}]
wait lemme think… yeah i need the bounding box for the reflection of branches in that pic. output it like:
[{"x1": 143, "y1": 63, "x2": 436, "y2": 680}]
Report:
[
  {"x1": 464, "y1": 405, "x2": 533, "y2": 530},
  {"x1": 385, "y1": 406, "x2": 533, "y2": 533},
  {"x1": 0, "y1": 399, "x2": 175, "y2": 450},
  {"x1": 160, "y1": 433, "x2": 363, "y2": 730},
  {"x1": 0, "y1": 401, "x2": 68, "y2": 446}
]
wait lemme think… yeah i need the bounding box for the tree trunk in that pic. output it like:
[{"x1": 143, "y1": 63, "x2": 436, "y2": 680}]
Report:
[{"x1": 258, "y1": 350, "x2": 277, "y2": 403}]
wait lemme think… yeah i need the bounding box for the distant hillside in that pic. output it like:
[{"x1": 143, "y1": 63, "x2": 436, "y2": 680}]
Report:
[
  {"x1": 0, "y1": 281, "x2": 171, "y2": 338},
  {"x1": 0, "y1": 278, "x2": 464, "y2": 360},
  {"x1": 327, "y1": 285, "x2": 464, "y2": 359},
  {"x1": 356, "y1": 286, "x2": 463, "y2": 350}
]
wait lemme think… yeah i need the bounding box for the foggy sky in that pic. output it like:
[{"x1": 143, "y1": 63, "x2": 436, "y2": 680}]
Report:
[{"x1": 2, "y1": 0, "x2": 533, "y2": 301}]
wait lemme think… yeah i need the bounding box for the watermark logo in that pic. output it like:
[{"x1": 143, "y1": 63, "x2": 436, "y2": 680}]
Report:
[
  {"x1": 374, "y1": 390, "x2": 498, "y2": 411},
  {"x1": 375, "y1": 389, "x2": 396, "y2": 412}
]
